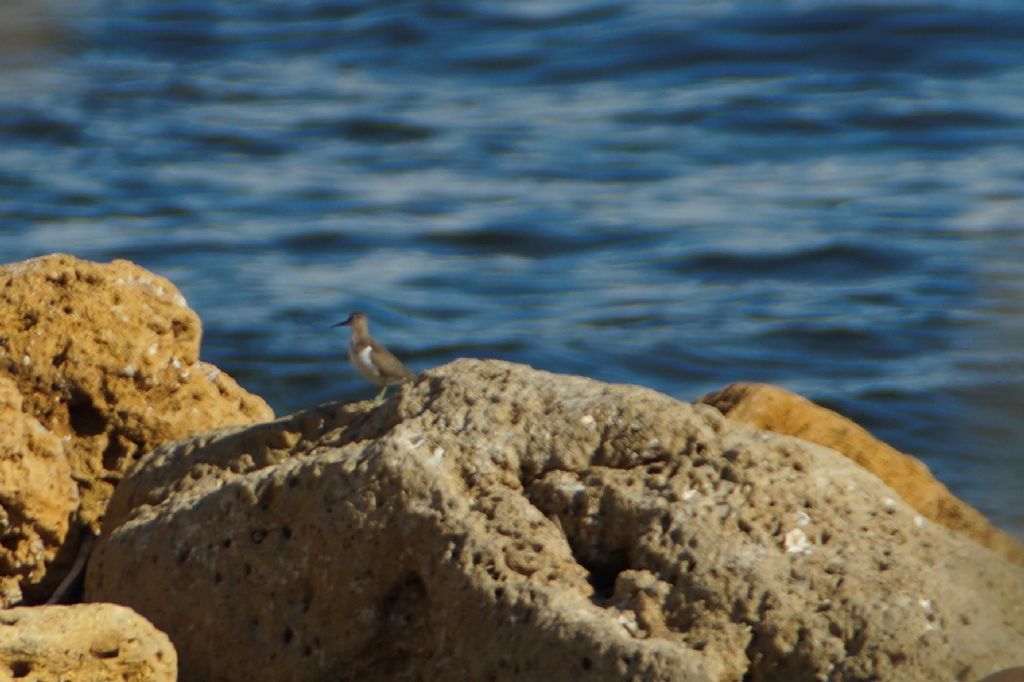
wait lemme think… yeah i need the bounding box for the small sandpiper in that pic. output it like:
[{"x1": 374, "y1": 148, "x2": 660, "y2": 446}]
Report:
[{"x1": 334, "y1": 311, "x2": 415, "y2": 402}]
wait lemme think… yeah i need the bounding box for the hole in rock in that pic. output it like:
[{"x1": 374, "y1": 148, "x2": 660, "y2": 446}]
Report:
[
  {"x1": 102, "y1": 437, "x2": 129, "y2": 472},
  {"x1": 10, "y1": 661, "x2": 31, "y2": 678},
  {"x1": 52, "y1": 343, "x2": 70, "y2": 367},
  {"x1": 68, "y1": 390, "x2": 105, "y2": 436},
  {"x1": 581, "y1": 657, "x2": 592, "y2": 671},
  {"x1": 380, "y1": 574, "x2": 428, "y2": 628},
  {"x1": 579, "y1": 550, "x2": 629, "y2": 606},
  {"x1": 171, "y1": 318, "x2": 191, "y2": 339},
  {"x1": 720, "y1": 465, "x2": 740, "y2": 483},
  {"x1": 282, "y1": 626, "x2": 294, "y2": 644}
]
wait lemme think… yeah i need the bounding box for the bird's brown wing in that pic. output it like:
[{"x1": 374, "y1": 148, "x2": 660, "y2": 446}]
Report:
[{"x1": 368, "y1": 340, "x2": 415, "y2": 384}]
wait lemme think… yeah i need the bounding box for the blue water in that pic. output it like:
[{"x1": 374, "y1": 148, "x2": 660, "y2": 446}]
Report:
[{"x1": 1, "y1": 0, "x2": 1022, "y2": 539}]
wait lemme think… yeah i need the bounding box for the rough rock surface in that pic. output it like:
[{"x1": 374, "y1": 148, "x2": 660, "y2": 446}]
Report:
[
  {"x1": 88, "y1": 360, "x2": 1024, "y2": 681},
  {"x1": 0, "y1": 603, "x2": 176, "y2": 681},
  {"x1": 0, "y1": 254, "x2": 274, "y2": 601},
  {"x1": 700, "y1": 382, "x2": 1024, "y2": 565},
  {"x1": 0, "y1": 375, "x2": 79, "y2": 605}
]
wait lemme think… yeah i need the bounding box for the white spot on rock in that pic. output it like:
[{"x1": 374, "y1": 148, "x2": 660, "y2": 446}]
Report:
[
  {"x1": 617, "y1": 613, "x2": 640, "y2": 637},
  {"x1": 914, "y1": 515, "x2": 926, "y2": 529},
  {"x1": 120, "y1": 365, "x2": 136, "y2": 378},
  {"x1": 21, "y1": 355, "x2": 31, "y2": 366},
  {"x1": 883, "y1": 496, "x2": 897, "y2": 511},
  {"x1": 579, "y1": 414, "x2": 596, "y2": 428},
  {"x1": 147, "y1": 342, "x2": 159, "y2": 356},
  {"x1": 427, "y1": 447, "x2": 445, "y2": 467},
  {"x1": 784, "y1": 528, "x2": 812, "y2": 555},
  {"x1": 682, "y1": 489, "x2": 698, "y2": 502},
  {"x1": 794, "y1": 510, "x2": 811, "y2": 527}
]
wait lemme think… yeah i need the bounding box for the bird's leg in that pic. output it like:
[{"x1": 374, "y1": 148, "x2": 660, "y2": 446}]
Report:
[{"x1": 373, "y1": 385, "x2": 388, "y2": 404}]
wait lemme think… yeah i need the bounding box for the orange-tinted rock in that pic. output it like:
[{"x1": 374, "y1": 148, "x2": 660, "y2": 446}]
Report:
[
  {"x1": 0, "y1": 376, "x2": 79, "y2": 604},
  {"x1": 0, "y1": 254, "x2": 273, "y2": 532},
  {"x1": 0, "y1": 253, "x2": 274, "y2": 602},
  {"x1": 0, "y1": 603, "x2": 176, "y2": 681},
  {"x1": 700, "y1": 382, "x2": 1024, "y2": 565}
]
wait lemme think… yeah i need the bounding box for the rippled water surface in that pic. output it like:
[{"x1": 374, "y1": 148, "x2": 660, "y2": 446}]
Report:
[{"x1": 1, "y1": 0, "x2": 1023, "y2": 537}]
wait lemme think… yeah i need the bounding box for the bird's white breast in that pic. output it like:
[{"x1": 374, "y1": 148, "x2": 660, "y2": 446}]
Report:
[{"x1": 349, "y1": 341, "x2": 383, "y2": 383}]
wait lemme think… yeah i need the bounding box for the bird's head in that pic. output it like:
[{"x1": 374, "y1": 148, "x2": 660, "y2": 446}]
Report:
[{"x1": 333, "y1": 311, "x2": 367, "y2": 328}]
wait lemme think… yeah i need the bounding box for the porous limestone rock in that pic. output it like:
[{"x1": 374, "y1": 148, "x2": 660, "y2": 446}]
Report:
[
  {"x1": 0, "y1": 603, "x2": 176, "y2": 681},
  {"x1": 0, "y1": 254, "x2": 273, "y2": 553},
  {"x1": 700, "y1": 382, "x2": 1024, "y2": 565},
  {"x1": 0, "y1": 375, "x2": 79, "y2": 604},
  {"x1": 88, "y1": 360, "x2": 1024, "y2": 681}
]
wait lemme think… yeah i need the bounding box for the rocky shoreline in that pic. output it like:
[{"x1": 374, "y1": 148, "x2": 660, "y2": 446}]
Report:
[{"x1": 1, "y1": 254, "x2": 1021, "y2": 681}]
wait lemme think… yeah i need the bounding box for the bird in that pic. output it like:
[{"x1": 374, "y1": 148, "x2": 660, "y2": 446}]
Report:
[{"x1": 333, "y1": 311, "x2": 415, "y2": 402}]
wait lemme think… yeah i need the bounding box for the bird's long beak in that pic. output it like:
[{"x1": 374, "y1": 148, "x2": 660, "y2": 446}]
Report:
[{"x1": 332, "y1": 316, "x2": 353, "y2": 328}]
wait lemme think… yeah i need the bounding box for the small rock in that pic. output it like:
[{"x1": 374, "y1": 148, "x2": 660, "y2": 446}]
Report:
[{"x1": 0, "y1": 603, "x2": 176, "y2": 681}]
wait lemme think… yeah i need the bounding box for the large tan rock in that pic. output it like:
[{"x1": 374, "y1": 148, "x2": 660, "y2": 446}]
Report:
[
  {"x1": 0, "y1": 603, "x2": 176, "y2": 681},
  {"x1": 88, "y1": 360, "x2": 1024, "y2": 681},
  {"x1": 0, "y1": 376, "x2": 79, "y2": 604},
  {"x1": 700, "y1": 382, "x2": 1024, "y2": 565},
  {"x1": 0, "y1": 253, "x2": 274, "y2": 603}
]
